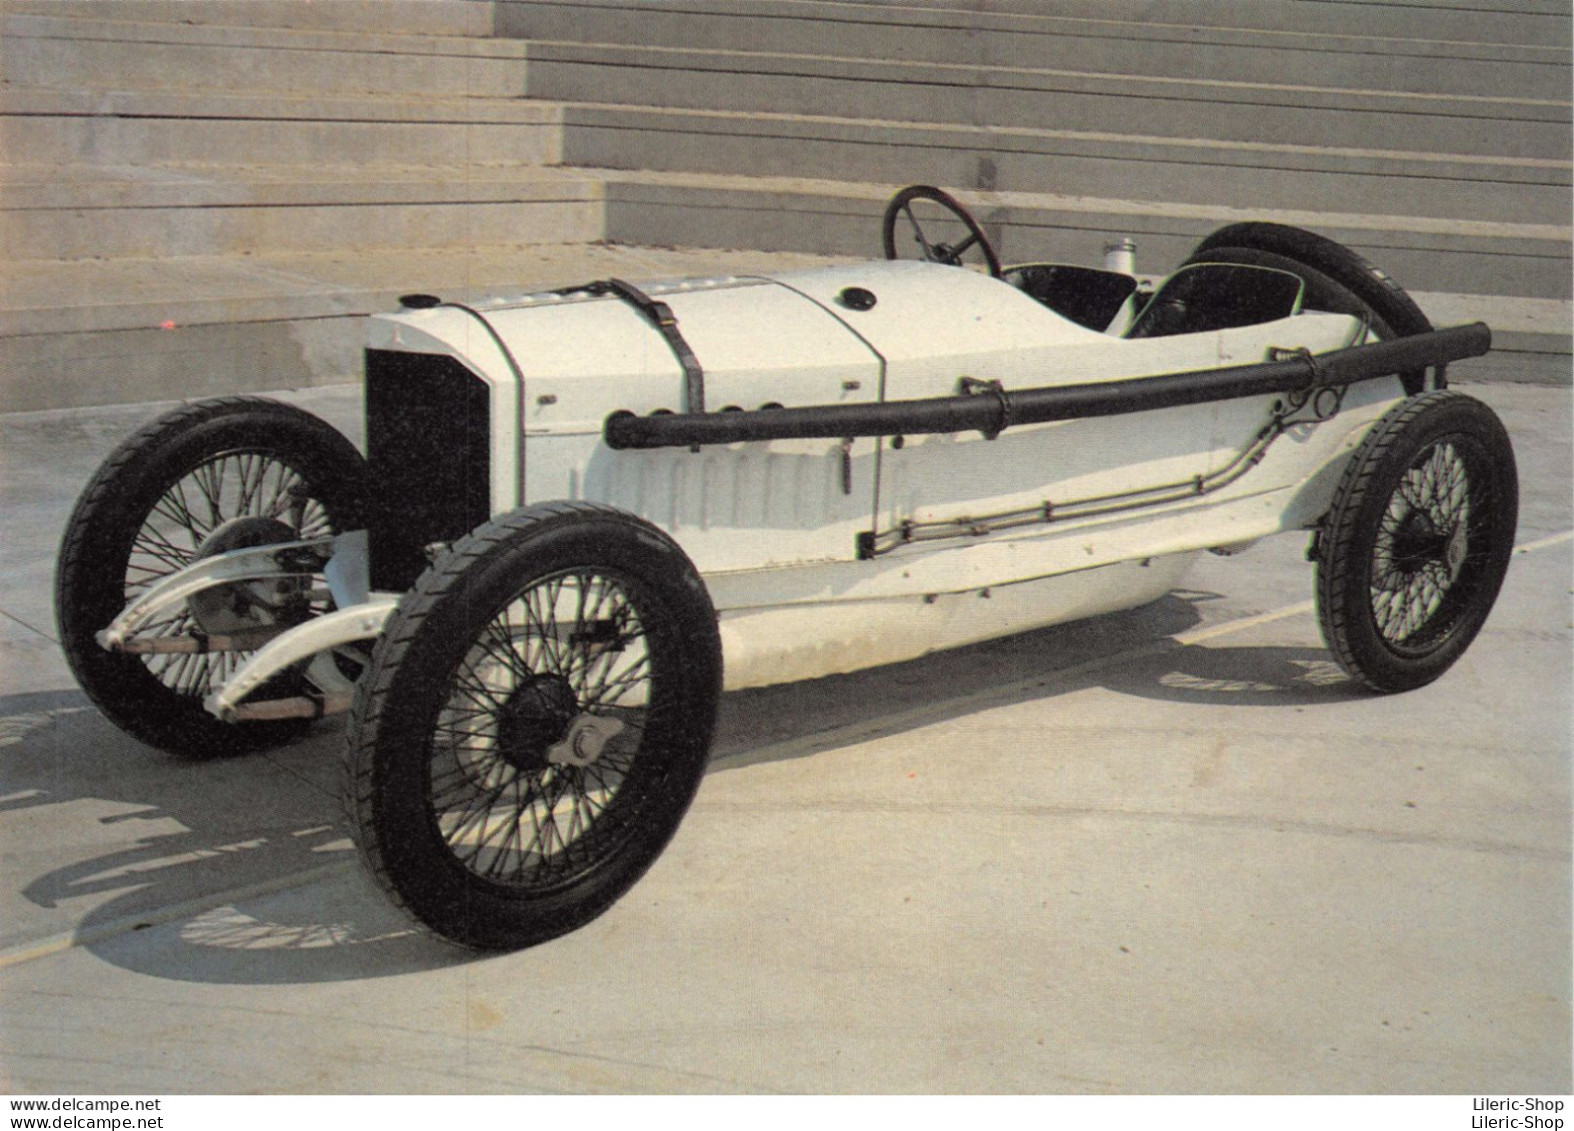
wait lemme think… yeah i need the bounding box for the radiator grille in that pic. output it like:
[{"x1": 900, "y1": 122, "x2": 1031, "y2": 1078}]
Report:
[{"x1": 364, "y1": 349, "x2": 492, "y2": 592}]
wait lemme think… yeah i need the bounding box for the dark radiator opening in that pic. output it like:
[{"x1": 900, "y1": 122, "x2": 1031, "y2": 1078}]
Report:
[{"x1": 364, "y1": 349, "x2": 492, "y2": 592}]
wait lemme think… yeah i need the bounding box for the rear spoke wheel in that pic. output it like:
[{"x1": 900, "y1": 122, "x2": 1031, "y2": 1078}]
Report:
[{"x1": 1317, "y1": 392, "x2": 1517, "y2": 692}]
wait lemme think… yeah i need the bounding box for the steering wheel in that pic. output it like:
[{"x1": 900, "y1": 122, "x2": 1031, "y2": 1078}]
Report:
[{"x1": 881, "y1": 184, "x2": 1002, "y2": 277}]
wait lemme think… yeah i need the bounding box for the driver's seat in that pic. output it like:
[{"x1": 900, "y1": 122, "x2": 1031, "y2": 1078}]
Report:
[{"x1": 1005, "y1": 264, "x2": 1139, "y2": 332}]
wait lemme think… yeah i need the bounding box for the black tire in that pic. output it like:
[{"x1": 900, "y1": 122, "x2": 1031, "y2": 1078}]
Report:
[
  {"x1": 1316, "y1": 392, "x2": 1518, "y2": 693},
  {"x1": 1186, "y1": 222, "x2": 1438, "y2": 394},
  {"x1": 882, "y1": 184, "x2": 1002, "y2": 276},
  {"x1": 346, "y1": 502, "x2": 723, "y2": 951},
  {"x1": 55, "y1": 397, "x2": 368, "y2": 756}
]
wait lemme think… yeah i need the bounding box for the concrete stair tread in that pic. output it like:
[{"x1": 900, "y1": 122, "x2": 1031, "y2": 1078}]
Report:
[
  {"x1": 559, "y1": 102, "x2": 1571, "y2": 230},
  {"x1": 0, "y1": 162, "x2": 603, "y2": 209},
  {"x1": 523, "y1": 39, "x2": 1573, "y2": 119},
  {"x1": 5, "y1": 0, "x2": 494, "y2": 37},
  {"x1": 592, "y1": 167, "x2": 1571, "y2": 245},
  {"x1": 593, "y1": 168, "x2": 1571, "y2": 299},
  {"x1": 0, "y1": 86, "x2": 550, "y2": 122},
  {"x1": 504, "y1": 0, "x2": 1571, "y2": 61},
  {"x1": 3, "y1": 8, "x2": 525, "y2": 99},
  {"x1": 0, "y1": 241, "x2": 861, "y2": 337},
  {"x1": 497, "y1": 0, "x2": 1573, "y2": 51},
  {"x1": 523, "y1": 39, "x2": 1570, "y2": 163},
  {"x1": 564, "y1": 101, "x2": 1572, "y2": 179},
  {"x1": 4, "y1": 10, "x2": 526, "y2": 58}
]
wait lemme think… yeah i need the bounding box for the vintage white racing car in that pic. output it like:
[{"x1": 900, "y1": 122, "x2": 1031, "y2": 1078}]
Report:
[{"x1": 56, "y1": 186, "x2": 1518, "y2": 949}]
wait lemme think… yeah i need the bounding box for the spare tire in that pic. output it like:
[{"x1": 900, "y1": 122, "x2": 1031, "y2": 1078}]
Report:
[{"x1": 1186, "y1": 222, "x2": 1439, "y2": 394}]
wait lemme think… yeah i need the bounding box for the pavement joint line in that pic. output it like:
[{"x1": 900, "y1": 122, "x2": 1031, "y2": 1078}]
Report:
[
  {"x1": 1, "y1": 530, "x2": 1566, "y2": 970},
  {"x1": 1514, "y1": 529, "x2": 1573, "y2": 554},
  {"x1": 1170, "y1": 599, "x2": 1313, "y2": 647},
  {"x1": 0, "y1": 605, "x2": 59, "y2": 644}
]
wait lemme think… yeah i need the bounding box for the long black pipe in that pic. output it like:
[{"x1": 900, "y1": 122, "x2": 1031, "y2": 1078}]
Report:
[{"x1": 603, "y1": 322, "x2": 1490, "y2": 451}]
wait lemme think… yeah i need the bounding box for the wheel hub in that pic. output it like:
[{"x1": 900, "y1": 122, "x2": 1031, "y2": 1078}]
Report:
[
  {"x1": 1389, "y1": 509, "x2": 1454, "y2": 576},
  {"x1": 188, "y1": 516, "x2": 305, "y2": 635},
  {"x1": 1444, "y1": 523, "x2": 1468, "y2": 578},
  {"x1": 547, "y1": 714, "x2": 627, "y2": 768},
  {"x1": 496, "y1": 674, "x2": 579, "y2": 772}
]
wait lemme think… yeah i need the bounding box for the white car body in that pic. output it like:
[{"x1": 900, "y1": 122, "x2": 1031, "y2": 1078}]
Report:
[{"x1": 355, "y1": 259, "x2": 1394, "y2": 690}]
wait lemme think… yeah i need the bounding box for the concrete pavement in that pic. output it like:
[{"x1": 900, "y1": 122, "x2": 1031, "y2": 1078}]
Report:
[{"x1": 0, "y1": 379, "x2": 1567, "y2": 1093}]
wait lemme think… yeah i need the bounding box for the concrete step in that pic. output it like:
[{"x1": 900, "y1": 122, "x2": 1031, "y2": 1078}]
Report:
[
  {"x1": 0, "y1": 242, "x2": 858, "y2": 412},
  {"x1": 497, "y1": 0, "x2": 1571, "y2": 101},
  {"x1": 521, "y1": 41, "x2": 1572, "y2": 163},
  {"x1": 496, "y1": 0, "x2": 1572, "y2": 52},
  {"x1": 2, "y1": 0, "x2": 1563, "y2": 417},
  {"x1": 6, "y1": 0, "x2": 494, "y2": 37},
  {"x1": 1, "y1": 12, "x2": 526, "y2": 99},
  {"x1": 502, "y1": 0, "x2": 1571, "y2": 48},
  {"x1": 0, "y1": 164, "x2": 602, "y2": 259},
  {"x1": 0, "y1": 161, "x2": 593, "y2": 209},
  {"x1": 595, "y1": 171, "x2": 1572, "y2": 299},
  {"x1": 1001, "y1": 0, "x2": 1571, "y2": 43},
  {"x1": 0, "y1": 87, "x2": 563, "y2": 167},
  {"x1": 559, "y1": 103, "x2": 1572, "y2": 228}
]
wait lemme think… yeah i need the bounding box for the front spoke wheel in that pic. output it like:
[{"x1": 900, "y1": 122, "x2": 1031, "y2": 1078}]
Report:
[{"x1": 348, "y1": 503, "x2": 722, "y2": 951}]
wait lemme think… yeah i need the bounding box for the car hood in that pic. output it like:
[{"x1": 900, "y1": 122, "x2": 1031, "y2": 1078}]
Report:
[{"x1": 365, "y1": 260, "x2": 1101, "y2": 422}]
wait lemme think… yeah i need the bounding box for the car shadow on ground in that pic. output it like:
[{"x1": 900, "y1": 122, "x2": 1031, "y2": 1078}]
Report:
[
  {"x1": 710, "y1": 589, "x2": 1364, "y2": 771},
  {"x1": 3, "y1": 590, "x2": 1365, "y2": 986},
  {"x1": 2, "y1": 691, "x2": 464, "y2": 985}
]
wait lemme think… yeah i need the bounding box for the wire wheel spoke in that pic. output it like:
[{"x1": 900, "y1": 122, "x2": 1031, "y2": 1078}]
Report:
[
  {"x1": 1367, "y1": 439, "x2": 1480, "y2": 649},
  {"x1": 127, "y1": 449, "x2": 333, "y2": 698},
  {"x1": 427, "y1": 568, "x2": 655, "y2": 891}
]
